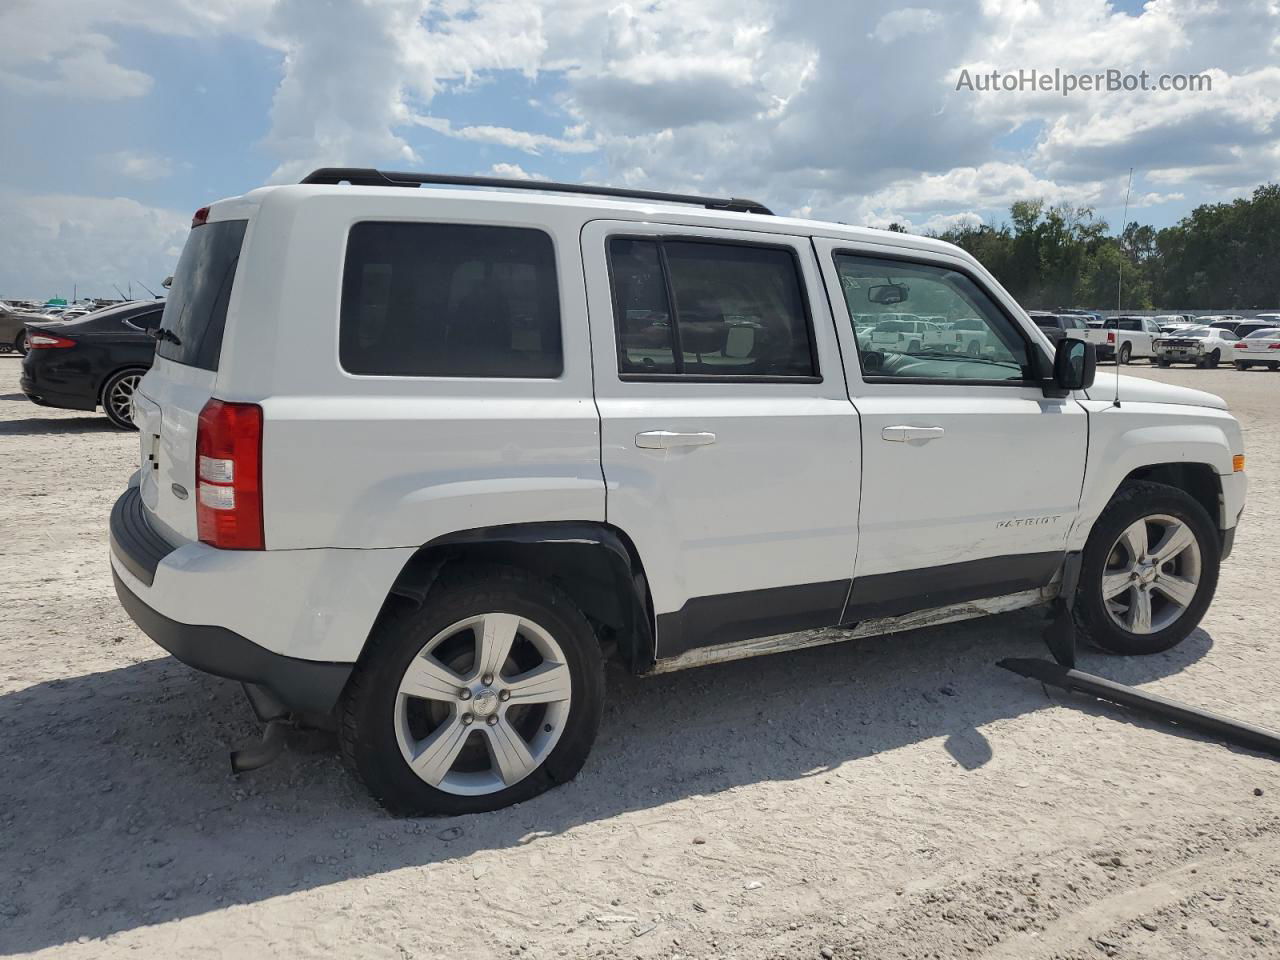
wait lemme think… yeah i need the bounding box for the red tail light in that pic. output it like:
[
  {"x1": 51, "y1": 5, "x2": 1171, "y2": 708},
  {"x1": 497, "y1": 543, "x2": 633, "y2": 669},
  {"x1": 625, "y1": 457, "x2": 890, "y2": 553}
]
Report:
[
  {"x1": 192, "y1": 206, "x2": 210, "y2": 227},
  {"x1": 196, "y1": 399, "x2": 264, "y2": 550},
  {"x1": 1269, "y1": 343, "x2": 1280, "y2": 350},
  {"x1": 27, "y1": 332, "x2": 76, "y2": 349},
  {"x1": 1107, "y1": 332, "x2": 1116, "y2": 343},
  {"x1": 1234, "y1": 341, "x2": 1248, "y2": 349}
]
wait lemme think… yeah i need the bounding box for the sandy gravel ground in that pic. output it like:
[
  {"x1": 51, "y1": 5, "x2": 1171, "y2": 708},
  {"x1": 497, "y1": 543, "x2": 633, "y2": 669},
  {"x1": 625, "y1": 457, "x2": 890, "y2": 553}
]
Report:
[{"x1": 1, "y1": 356, "x2": 1278, "y2": 960}]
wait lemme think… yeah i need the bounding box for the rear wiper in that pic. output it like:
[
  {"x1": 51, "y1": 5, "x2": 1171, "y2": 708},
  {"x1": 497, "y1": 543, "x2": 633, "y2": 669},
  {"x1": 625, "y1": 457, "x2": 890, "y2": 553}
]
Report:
[{"x1": 149, "y1": 328, "x2": 182, "y2": 346}]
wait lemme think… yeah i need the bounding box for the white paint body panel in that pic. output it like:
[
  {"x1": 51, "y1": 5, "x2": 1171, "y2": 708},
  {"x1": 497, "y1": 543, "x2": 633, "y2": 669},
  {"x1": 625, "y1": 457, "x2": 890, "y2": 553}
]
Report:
[
  {"x1": 581, "y1": 220, "x2": 861, "y2": 618},
  {"x1": 813, "y1": 237, "x2": 1089, "y2": 576}
]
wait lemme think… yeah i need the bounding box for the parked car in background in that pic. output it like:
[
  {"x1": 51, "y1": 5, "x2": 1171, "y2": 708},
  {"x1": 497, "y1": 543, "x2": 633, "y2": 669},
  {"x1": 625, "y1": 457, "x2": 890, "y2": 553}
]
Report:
[
  {"x1": 1153, "y1": 325, "x2": 1238, "y2": 367},
  {"x1": 1232, "y1": 328, "x2": 1280, "y2": 370},
  {"x1": 1029, "y1": 311, "x2": 1090, "y2": 344},
  {"x1": 0, "y1": 302, "x2": 62, "y2": 354},
  {"x1": 1100, "y1": 316, "x2": 1162, "y2": 363},
  {"x1": 20, "y1": 300, "x2": 162, "y2": 428},
  {"x1": 1202, "y1": 315, "x2": 1248, "y2": 333}
]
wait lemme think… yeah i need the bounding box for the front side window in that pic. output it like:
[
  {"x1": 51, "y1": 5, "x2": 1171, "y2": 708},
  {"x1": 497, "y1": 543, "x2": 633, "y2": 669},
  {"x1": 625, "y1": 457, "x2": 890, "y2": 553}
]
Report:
[
  {"x1": 341, "y1": 222, "x2": 562, "y2": 378},
  {"x1": 833, "y1": 253, "x2": 1031, "y2": 382},
  {"x1": 608, "y1": 237, "x2": 817, "y2": 379}
]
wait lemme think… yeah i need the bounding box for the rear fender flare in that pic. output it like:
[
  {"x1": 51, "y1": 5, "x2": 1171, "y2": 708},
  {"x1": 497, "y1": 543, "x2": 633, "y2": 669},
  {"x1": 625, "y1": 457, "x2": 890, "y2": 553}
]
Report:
[{"x1": 382, "y1": 522, "x2": 656, "y2": 673}]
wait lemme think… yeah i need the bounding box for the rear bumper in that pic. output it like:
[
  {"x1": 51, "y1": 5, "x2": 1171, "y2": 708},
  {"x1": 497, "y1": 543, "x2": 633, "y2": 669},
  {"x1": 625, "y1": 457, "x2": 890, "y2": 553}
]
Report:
[
  {"x1": 108, "y1": 485, "x2": 413, "y2": 707},
  {"x1": 112, "y1": 568, "x2": 352, "y2": 714},
  {"x1": 19, "y1": 369, "x2": 96, "y2": 410}
]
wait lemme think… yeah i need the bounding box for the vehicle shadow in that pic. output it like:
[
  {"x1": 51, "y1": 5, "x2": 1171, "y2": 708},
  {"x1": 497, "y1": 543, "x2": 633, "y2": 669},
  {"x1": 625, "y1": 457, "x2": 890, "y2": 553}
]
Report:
[
  {"x1": 0, "y1": 415, "x2": 113, "y2": 435},
  {"x1": 0, "y1": 613, "x2": 1214, "y2": 952}
]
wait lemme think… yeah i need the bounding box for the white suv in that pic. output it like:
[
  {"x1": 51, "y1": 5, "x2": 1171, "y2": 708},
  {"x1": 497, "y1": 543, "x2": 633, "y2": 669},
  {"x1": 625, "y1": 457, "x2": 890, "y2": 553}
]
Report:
[{"x1": 110, "y1": 168, "x2": 1247, "y2": 815}]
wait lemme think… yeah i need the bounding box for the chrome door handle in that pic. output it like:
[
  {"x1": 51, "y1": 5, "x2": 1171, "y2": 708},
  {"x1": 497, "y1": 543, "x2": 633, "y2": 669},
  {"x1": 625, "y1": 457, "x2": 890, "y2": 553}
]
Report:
[
  {"x1": 635, "y1": 430, "x2": 717, "y2": 449},
  {"x1": 881, "y1": 425, "x2": 945, "y2": 443}
]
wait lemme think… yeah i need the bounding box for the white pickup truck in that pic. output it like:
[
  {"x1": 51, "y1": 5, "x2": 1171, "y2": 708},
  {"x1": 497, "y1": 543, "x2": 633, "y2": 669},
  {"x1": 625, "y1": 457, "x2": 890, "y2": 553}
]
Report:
[{"x1": 1101, "y1": 316, "x2": 1164, "y2": 364}]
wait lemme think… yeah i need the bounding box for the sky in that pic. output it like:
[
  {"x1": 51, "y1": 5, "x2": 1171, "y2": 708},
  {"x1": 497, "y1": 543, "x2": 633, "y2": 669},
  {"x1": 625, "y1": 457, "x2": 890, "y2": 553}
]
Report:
[{"x1": 1, "y1": 0, "x2": 1277, "y2": 299}]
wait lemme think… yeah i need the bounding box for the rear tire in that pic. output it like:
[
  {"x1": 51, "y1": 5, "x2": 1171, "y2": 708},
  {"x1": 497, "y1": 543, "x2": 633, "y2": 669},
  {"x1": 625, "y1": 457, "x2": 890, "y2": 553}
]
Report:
[
  {"x1": 1118, "y1": 343, "x2": 1132, "y2": 364},
  {"x1": 1235, "y1": 361, "x2": 1251, "y2": 370},
  {"x1": 100, "y1": 368, "x2": 145, "y2": 430},
  {"x1": 1199, "y1": 349, "x2": 1221, "y2": 369},
  {"x1": 1073, "y1": 481, "x2": 1219, "y2": 656},
  {"x1": 340, "y1": 566, "x2": 605, "y2": 816},
  {"x1": 1156, "y1": 359, "x2": 1171, "y2": 368}
]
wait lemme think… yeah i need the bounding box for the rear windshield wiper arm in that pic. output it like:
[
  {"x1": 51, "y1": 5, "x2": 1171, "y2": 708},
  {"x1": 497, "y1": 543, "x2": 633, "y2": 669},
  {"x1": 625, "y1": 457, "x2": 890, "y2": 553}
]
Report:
[{"x1": 149, "y1": 328, "x2": 182, "y2": 346}]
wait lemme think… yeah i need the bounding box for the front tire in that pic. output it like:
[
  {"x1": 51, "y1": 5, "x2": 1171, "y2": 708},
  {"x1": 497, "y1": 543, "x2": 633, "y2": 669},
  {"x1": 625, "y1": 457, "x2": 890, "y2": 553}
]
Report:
[
  {"x1": 101, "y1": 368, "x2": 145, "y2": 430},
  {"x1": 14, "y1": 330, "x2": 27, "y2": 355},
  {"x1": 340, "y1": 567, "x2": 605, "y2": 816},
  {"x1": 1073, "y1": 481, "x2": 1219, "y2": 655}
]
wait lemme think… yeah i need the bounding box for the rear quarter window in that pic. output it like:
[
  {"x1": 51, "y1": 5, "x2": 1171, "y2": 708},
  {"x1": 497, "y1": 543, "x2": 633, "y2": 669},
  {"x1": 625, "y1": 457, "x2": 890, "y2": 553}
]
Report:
[
  {"x1": 340, "y1": 222, "x2": 562, "y2": 378},
  {"x1": 157, "y1": 219, "x2": 248, "y2": 370}
]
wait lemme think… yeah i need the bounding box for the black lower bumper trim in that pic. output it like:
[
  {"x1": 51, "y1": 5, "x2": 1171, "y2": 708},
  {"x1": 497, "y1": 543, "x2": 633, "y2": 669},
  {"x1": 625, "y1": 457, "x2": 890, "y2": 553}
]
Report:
[
  {"x1": 1221, "y1": 526, "x2": 1236, "y2": 561},
  {"x1": 112, "y1": 569, "x2": 353, "y2": 715},
  {"x1": 110, "y1": 486, "x2": 174, "y2": 587}
]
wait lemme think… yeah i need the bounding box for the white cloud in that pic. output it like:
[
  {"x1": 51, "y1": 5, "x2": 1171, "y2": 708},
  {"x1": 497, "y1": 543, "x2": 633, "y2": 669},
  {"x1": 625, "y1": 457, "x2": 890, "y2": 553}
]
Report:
[
  {"x1": 0, "y1": 1, "x2": 273, "y2": 100},
  {"x1": 412, "y1": 116, "x2": 597, "y2": 155},
  {"x1": 872, "y1": 8, "x2": 944, "y2": 44},
  {"x1": 104, "y1": 150, "x2": 172, "y2": 181},
  {"x1": 486, "y1": 162, "x2": 548, "y2": 180},
  {"x1": 0, "y1": 191, "x2": 188, "y2": 300}
]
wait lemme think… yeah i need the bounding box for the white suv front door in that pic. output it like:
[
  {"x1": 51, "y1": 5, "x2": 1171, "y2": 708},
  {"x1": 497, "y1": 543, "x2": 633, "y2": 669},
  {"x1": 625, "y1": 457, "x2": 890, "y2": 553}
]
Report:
[
  {"x1": 582, "y1": 221, "x2": 861, "y2": 659},
  {"x1": 815, "y1": 239, "x2": 1088, "y2": 618}
]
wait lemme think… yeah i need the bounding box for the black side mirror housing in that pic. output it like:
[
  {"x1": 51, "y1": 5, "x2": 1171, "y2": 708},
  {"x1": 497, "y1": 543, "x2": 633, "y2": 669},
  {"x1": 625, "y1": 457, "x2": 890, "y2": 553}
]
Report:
[{"x1": 1046, "y1": 337, "x2": 1096, "y2": 396}]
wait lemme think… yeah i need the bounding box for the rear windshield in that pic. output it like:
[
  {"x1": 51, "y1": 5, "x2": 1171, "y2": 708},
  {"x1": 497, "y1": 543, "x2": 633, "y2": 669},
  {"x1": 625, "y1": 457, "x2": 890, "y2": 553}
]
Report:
[
  {"x1": 156, "y1": 218, "x2": 248, "y2": 371},
  {"x1": 1031, "y1": 315, "x2": 1058, "y2": 328}
]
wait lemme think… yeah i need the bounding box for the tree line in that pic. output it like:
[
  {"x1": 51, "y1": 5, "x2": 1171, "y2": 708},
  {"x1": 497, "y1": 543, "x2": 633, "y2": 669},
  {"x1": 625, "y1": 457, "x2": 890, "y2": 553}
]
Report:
[{"x1": 891, "y1": 183, "x2": 1280, "y2": 311}]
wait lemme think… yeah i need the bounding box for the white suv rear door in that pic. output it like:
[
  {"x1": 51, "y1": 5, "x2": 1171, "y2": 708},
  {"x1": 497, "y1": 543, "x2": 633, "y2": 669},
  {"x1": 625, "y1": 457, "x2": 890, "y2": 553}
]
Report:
[
  {"x1": 814, "y1": 238, "x2": 1087, "y2": 616},
  {"x1": 582, "y1": 221, "x2": 860, "y2": 660}
]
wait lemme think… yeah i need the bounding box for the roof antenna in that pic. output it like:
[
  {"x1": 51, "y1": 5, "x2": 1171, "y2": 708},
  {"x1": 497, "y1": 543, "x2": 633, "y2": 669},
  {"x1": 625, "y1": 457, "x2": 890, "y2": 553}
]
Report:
[
  {"x1": 1113, "y1": 167, "x2": 1134, "y2": 408},
  {"x1": 135, "y1": 279, "x2": 159, "y2": 298}
]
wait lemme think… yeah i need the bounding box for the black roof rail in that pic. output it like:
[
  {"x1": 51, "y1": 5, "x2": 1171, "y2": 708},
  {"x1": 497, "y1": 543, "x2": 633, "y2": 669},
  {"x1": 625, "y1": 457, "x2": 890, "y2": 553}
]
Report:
[{"x1": 299, "y1": 167, "x2": 773, "y2": 215}]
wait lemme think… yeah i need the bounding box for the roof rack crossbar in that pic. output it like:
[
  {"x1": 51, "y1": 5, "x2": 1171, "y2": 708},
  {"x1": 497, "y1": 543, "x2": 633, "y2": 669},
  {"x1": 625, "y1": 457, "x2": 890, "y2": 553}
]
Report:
[{"x1": 299, "y1": 167, "x2": 773, "y2": 215}]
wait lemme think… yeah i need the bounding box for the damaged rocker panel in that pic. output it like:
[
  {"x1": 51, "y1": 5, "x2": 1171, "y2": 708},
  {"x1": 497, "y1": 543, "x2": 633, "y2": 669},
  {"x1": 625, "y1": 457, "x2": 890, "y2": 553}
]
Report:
[{"x1": 650, "y1": 584, "x2": 1059, "y2": 674}]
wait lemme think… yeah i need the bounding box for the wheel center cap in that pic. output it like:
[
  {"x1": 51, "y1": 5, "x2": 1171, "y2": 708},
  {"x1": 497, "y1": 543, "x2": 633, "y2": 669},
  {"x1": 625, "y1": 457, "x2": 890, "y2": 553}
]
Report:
[
  {"x1": 471, "y1": 688, "x2": 499, "y2": 718},
  {"x1": 1137, "y1": 563, "x2": 1157, "y2": 585}
]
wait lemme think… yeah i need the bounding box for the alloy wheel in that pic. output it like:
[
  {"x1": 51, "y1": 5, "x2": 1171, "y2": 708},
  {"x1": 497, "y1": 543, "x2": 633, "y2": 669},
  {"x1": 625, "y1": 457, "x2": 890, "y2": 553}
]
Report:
[
  {"x1": 394, "y1": 612, "x2": 572, "y2": 796},
  {"x1": 1101, "y1": 514, "x2": 1202, "y2": 635},
  {"x1": 106, "y1": 372, "x2": 142, "y2": 426}
]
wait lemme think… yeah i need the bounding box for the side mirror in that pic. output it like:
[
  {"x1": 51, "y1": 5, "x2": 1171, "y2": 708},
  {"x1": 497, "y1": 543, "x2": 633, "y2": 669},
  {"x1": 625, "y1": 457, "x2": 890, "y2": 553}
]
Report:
[
  {"x1": 867, "y1": 283, "x2": 908, "y2": 305},
  {"x1": 1052, "y1": 337, "x2": 1096, "y2": 393}
]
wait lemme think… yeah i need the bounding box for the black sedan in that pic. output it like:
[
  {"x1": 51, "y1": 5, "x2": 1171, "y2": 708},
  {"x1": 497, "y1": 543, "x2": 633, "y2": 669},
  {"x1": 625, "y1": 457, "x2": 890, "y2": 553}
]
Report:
[{"x1": 20, "y1": 300, "x2": 163, "y2": 429}]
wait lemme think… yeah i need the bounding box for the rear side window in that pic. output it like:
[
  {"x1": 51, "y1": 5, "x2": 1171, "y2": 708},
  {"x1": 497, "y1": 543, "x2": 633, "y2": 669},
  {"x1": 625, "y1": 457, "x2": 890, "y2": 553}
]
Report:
[
  {"x1": 340, "y1": 222, "x2": 562, "y2": 378},
  {"x1": 157, "y1": 219, "x2": 247, "y2": 370},
  {"x1": 607, "y1": 237, "x2": 817, "y2": 379},
  {"x1": 126, "y1": 309, "x2": 163, "y2": 331}
]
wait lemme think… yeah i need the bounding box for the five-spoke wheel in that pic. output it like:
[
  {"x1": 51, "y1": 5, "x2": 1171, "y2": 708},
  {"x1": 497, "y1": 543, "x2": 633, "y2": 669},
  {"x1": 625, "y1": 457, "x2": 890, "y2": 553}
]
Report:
[
  {"x1": 394, "y1": 612, "x2": 574, "y2": 796},
  {"x1": 341, "y1": 567, "x2": 604, "y2": 816},
  {"x1": 1074, "y1": 480, "x2": 1220, "y2": 655}
]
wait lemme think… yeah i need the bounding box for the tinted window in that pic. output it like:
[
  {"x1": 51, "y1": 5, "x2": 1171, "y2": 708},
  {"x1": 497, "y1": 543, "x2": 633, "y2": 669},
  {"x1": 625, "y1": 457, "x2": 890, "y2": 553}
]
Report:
[
  {"x1": 1031, "y1": 315, "x2": 1058, "y2": 328},
  {"x1": 126, "y1": 309, "x2": 163, "y2": 331},
  {"x1": 1245, "y1": 328, "x2": 1279, "y2": 339},
  {"x1": 157, "y1": 219, "x2": 247, "y2": 370},
  {"x1": 340, "y1": 222, "x2": 561, "y2": 378},
  {"x1": 608, "y1": 238, "x2": 816, "y2": 378},
  {"x1": 834, "y1": 254, "x2": 1031, "y2": 382}
]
